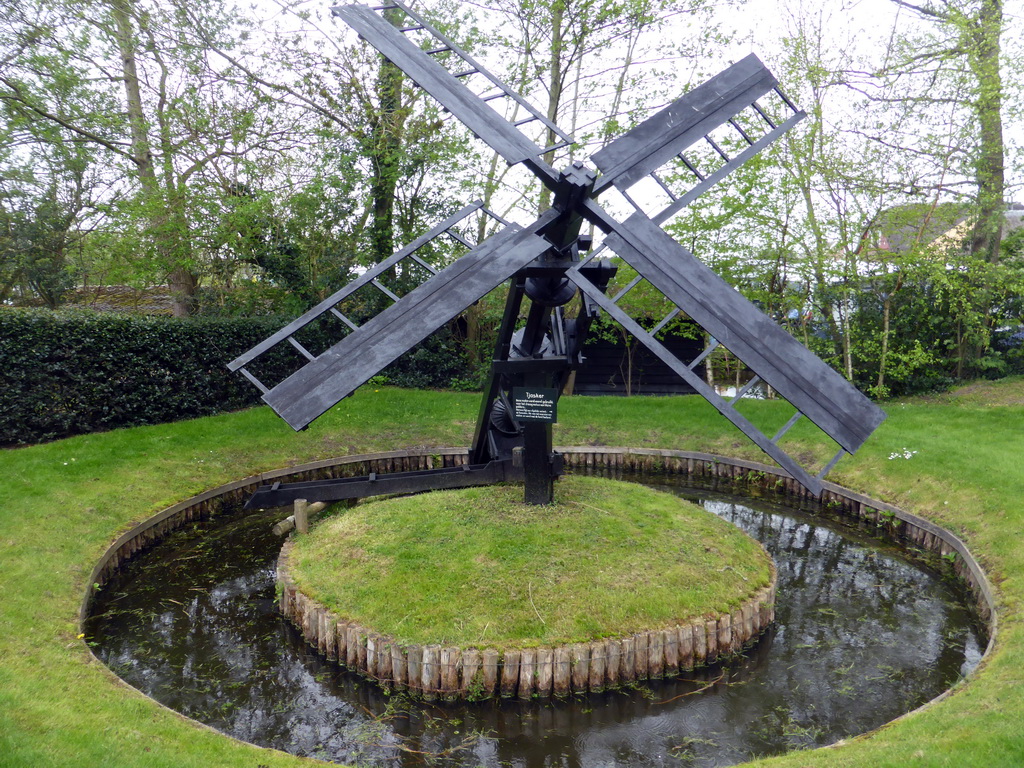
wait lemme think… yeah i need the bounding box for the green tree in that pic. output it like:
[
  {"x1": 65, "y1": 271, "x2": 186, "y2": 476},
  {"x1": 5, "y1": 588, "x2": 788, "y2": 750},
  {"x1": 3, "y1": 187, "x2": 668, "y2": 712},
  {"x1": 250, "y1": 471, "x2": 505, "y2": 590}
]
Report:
[
  {"x1": 664, "y1": 4, "x2": 990, "y2": 395},
  {"x1": 1, "y1": 0, "x2": 307, "y2": 315},
  {"x1": 837, "y1": 0, "x2": 1015, "y2": 379},
  {"x1": 0, "y1": 0, "x2": 107, "y2": 306},
  {"x1": 878, "y1": 0, "x2": 1007, "y2": 265}
]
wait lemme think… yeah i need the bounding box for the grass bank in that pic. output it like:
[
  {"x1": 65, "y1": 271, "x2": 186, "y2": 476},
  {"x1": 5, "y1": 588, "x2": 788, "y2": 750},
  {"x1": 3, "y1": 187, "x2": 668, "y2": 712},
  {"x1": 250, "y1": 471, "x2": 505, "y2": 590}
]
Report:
[
  {"x1": 290, "y1": 476, "x2": 771, "y2": 648},
  {"x1": 1, "y1": 381, "x2": 1023, "y2": 767}
]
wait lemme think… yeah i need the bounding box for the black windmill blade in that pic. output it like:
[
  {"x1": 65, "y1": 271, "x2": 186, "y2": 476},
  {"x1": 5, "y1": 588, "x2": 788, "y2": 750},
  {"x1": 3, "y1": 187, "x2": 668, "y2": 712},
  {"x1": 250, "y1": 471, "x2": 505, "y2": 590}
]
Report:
[
  {"x1": 232, "y1": 0, "x2": 584, "y2": 435},
  {"x1": 586, "y1": 53, "x2": 807, "y2": 224},
  {"x1": 331, "y1": 1, "x2": 570, "y2": 187},
  {"x1": 227, "y1": 201, "x2": 548, "y2": 433},
  {"x1": 565, "y1": 212, "x2": 886, "y2": 495},
  {"x1": 228, "y1": 1, "x2": 884, "y2": 507},
  {"x1": 565, "y1": 55, "x2": 886, "y2": 495}
]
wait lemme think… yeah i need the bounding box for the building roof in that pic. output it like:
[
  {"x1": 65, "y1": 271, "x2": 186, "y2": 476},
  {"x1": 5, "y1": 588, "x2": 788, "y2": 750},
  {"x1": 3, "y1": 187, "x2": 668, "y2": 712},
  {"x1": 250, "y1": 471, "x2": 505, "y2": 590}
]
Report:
[{"x1": 872, "y1": 202, "x2": 972, "y2": 254}]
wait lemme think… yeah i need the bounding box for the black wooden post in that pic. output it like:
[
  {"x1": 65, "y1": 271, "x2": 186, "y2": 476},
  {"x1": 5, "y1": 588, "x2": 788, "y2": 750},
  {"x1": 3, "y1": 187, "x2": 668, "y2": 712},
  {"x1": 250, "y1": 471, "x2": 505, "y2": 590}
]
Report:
[{"x1": 521, "y1": 373, "x2": 555, "y2": 505}]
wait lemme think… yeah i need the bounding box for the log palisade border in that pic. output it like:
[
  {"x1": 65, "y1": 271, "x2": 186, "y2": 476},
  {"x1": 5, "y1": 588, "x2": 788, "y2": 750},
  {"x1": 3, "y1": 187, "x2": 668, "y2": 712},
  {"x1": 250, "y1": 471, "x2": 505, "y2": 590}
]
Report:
[
  {"x1": 276, "y1": 538, "x2": 777, "y2": 700},
  {"x1": 82, "y1": 447, "x2": 997, "y2": 703}
]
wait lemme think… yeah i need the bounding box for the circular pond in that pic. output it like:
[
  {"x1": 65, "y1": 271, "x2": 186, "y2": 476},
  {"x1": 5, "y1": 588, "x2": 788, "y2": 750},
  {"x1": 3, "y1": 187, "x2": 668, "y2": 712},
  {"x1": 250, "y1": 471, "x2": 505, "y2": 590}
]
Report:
[{"x1": 84, "y1": 475, "x2": 984, "y2": 767}]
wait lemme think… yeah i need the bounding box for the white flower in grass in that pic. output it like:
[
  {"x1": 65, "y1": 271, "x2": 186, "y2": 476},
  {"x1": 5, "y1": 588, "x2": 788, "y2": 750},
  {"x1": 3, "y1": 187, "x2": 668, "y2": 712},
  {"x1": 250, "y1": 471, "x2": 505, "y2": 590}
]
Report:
[{"x1": 887, "y1": 448, "x2": 918, "y2": 460}]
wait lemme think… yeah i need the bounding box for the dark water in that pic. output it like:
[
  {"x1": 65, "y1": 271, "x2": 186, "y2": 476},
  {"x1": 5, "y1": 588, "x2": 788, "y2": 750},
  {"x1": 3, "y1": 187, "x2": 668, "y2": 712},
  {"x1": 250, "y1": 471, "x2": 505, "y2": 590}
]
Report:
[{"x1": 85, "y1": 478, "x2": 984, "y2": 767}]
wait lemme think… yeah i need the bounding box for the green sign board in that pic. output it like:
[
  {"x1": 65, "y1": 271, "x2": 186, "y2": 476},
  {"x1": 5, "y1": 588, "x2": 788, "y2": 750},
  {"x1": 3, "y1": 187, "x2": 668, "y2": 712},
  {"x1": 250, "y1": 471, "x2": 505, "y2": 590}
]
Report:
[{"x1": 512, "y1": 387, "x2": 558, "y2": 423}]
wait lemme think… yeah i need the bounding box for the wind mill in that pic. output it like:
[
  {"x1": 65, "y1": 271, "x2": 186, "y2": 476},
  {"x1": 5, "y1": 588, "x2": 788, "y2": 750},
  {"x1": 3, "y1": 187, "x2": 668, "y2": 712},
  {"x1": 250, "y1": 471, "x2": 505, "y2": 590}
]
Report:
[{"x1": 228, "y1": 1, "x2": 885, "y2": 508}]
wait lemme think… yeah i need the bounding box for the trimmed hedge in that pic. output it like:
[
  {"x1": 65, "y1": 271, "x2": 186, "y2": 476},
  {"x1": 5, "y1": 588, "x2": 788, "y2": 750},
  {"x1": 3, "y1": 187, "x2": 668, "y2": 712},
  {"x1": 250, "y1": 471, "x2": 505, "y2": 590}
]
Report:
[{"x1": 0, "y1": 309, "x2": 470, "y2": 446}]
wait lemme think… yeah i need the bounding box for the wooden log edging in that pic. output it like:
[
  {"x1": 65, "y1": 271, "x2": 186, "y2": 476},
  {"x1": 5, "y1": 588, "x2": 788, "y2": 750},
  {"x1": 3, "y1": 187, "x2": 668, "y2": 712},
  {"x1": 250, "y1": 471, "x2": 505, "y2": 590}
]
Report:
[
  {"x1": 277, "y1": 538, "x2": 778, "y2": 701},
  {"x1": 556, "y1": 447, "x2": 997, "y2": 637},
  {"x1": 80, "y1": 448, "x2": 474, "y2": 624},
  {"x1": 83, "y1": 445, "x2": 997, "y2": 681}
]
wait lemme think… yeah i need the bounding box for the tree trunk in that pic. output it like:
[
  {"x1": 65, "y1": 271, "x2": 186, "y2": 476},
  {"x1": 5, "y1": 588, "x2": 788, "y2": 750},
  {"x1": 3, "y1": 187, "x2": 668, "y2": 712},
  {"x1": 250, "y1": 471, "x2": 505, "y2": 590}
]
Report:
[
  {"x1": 110, "y1": 0, "x2": 198, "y2": 316},
  {"x1": 841, "y1": 295, "x2": 853, "y2": 381},
  {"x1": 110, "y1": 0, "x2": 156, "y2": 188},
  {"x1": 537, "y1": 3, "x2": 565, "y2": 214},
  {"x1": 967, "y1": 0, "x2": 1005, "y2": 266},
  {"x1": 876, "y1": 297, "x2": 891, "y2": 393},
  {"x1": 963, "y1": 0, "x2": 1004, "y2": 360},
  {"x1": 367, "y1": 10, "x2": 408, "y2": 264},
  {"x1": 168, "y1": 266, "x2": 198, "y2": 318}
]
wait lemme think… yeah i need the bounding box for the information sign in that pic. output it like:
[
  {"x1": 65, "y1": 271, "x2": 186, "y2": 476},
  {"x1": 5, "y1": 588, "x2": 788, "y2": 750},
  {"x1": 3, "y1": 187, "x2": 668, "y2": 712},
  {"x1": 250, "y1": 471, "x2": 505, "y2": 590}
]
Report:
[{"x1": 512, "y1": 387, "x2": 558, "y2": 423}]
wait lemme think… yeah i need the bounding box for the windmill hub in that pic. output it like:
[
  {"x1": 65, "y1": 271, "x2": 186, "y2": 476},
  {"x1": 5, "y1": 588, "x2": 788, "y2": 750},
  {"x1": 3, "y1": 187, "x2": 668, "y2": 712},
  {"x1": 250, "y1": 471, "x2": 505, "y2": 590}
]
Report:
[
  {"x1": 552, "y1": 162, "x2": 598, "y2": 216},
  {"x1": 523, "y1": 275, "x2": 576, "y2": 307}
]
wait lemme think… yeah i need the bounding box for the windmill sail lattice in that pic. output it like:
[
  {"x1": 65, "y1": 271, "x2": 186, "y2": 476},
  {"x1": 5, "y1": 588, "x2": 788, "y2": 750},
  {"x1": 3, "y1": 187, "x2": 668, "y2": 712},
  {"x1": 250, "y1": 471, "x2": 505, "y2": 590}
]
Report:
[
  {"x1": 227, "y1": 202, "x2": 537, "y2": 427},
  {"x1": 588, "y1": 53, "x2": 807, "y2": 223},
  {"x1": 567, "y1": 212, "x2": 884, "y2": 492},
  {"x1": 334, "y1": 2, "x2": 571, "y2": 182},
  {"x1": 229, "y1": 1, "x2": 885, "y2": 507}
]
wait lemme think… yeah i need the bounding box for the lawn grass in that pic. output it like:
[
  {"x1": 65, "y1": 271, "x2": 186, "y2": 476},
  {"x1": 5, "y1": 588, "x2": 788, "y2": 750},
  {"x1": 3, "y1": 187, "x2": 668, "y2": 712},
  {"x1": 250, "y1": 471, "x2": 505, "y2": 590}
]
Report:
[
  {"x1": 1, "y1": 381, "x2": 1023, "y2": 767},
  {"x1": 289, "y1": 475, "x2": 771, "y2": 648}
]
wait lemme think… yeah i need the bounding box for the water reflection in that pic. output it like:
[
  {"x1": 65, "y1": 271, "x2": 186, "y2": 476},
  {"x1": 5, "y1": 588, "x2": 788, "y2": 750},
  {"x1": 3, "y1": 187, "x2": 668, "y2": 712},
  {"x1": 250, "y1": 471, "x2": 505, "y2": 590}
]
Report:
[{"x1": 86, "y1": 480, "x2": 983, "y2": 767}]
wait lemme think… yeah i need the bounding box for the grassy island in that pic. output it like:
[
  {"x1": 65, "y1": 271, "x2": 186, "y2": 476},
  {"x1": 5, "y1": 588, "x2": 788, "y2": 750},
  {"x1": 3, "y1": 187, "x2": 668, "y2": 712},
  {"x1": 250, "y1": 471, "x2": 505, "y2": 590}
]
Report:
[{"x1": 287, "y1": 474, "x2": 772, "y2": 649}]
